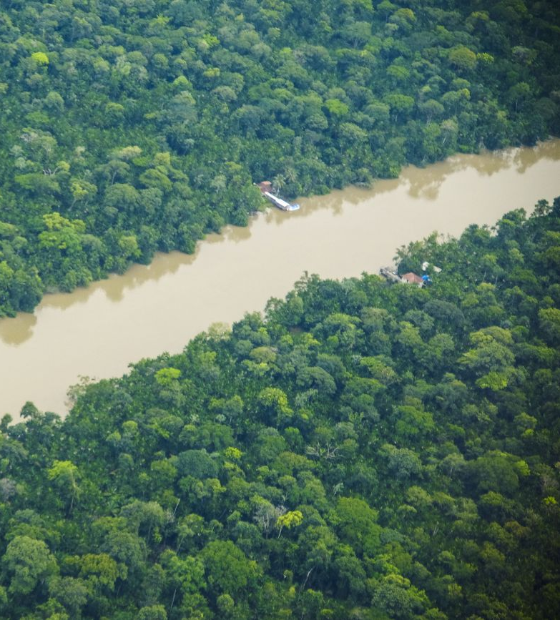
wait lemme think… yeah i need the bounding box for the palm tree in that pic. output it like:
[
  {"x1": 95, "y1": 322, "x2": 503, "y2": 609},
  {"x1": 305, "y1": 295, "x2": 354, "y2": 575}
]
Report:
[{"x1": 272, "y1": 174, "x2": 286, "y2": 194}]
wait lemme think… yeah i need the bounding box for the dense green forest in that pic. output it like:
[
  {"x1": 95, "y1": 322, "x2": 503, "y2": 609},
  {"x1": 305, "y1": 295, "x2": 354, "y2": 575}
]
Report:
[
  {"x1": 1, "y1": 0, "x2": 560, "y2": 315},
  {"x1": 0, "y1": 199, "x2": 559, "y2": 619}
]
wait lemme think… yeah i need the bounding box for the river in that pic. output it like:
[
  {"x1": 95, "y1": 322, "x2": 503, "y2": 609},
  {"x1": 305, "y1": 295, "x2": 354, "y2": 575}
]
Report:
[{"x1": 1, "y1": 140, "x2": 560, "y2": 419}]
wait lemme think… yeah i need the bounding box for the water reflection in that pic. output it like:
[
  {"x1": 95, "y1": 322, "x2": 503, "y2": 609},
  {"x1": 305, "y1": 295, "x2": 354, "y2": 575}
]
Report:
[
  {"x1": 278, "y1": 141, "x2": 560, "y2": 218},
  {"x1": 401, "y1": 141, "x2": 560, "y2": 201},
  {"x1": 221, "y1": 224, "x2": 253, "y2": 243},
  {"x1": 0, "y1": 312, "x2": 37, "y2": 346},
  {"x1": 34, "y1": 223, "x2": 263, "y2": 317}
]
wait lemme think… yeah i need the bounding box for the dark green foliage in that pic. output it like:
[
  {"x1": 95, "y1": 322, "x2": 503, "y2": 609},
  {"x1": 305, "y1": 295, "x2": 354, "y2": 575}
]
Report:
[
  {"x1": 1, "y1": 200, "x2": 560, "y2": 618},
  {"x1": 1, "y1": 0, "x2": 560, "y2": 315}
]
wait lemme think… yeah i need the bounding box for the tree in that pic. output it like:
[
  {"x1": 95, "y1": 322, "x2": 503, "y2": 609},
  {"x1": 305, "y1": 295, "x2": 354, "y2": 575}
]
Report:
[
  {"x1": 385, "y1": 94, "x2": 415, "y2": 123},
  {"x1": 120, "y1": 501, "x2": 166, "y2": 541},
  {"x1": 468, "y1": 451, "x2": 528, "y2": 496},
  {"x1": 276, "y1": 510, "x2": 304, "y2": 537},
  {"x1": 75, "y1": 553, "x2": 121, "y2": 594},
  {"x1": 138, "y1": 605, "x2": 168, "y2": 620},
  {"x1": 101, "y1": 529, "x2": 146, "y2": 580},
  {"x1": 371, "y1": 574, "x2": 429, "y2": 619},
  {"x1": 539, "y1": 308, "x2": 560, "y2": 345},
  {"x1": 201, "y1": 541, "x2": 260, "y2": 599},
  {"x1": 175, "y1": 450, "x2": 218, "y2": 479},
  {"x1": 2, "y1": 536, "x2": 58, "y2": 595},
  {"x1": 160, "y1": 550, "x2": 205, "y2": 611},
  {"x1": 47, "y1": 460, "x2": 80, "y2": 511},
  {"x1": 334, "y1": 497, "x2": 381, "y2": 556},
  {"x1": 449, "y1": 46, "x2": 477, "y2": 72},
  {"x1": 48, "y1": 577, "x2": 88, "y2": 617},
  {"x1": 380, "y1": 444, "x2": 422, "y2": 479}
]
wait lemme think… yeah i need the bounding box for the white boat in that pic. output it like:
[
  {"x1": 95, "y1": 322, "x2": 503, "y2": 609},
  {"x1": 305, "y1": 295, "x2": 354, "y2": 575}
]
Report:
[{"x1": 264, "y1": 192, "x2": 300, "y2": 212}]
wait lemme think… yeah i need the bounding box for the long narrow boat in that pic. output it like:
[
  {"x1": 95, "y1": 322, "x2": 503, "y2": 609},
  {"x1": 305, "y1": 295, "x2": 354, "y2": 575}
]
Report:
[{"x1": 263, "y1": 191, "x2": 300, "y2": 212}]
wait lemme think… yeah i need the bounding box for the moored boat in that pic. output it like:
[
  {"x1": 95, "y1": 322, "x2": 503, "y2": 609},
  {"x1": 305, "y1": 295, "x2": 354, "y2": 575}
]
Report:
[{"x1": 263, "y1": 192, "x2": 300, "y2": 211}]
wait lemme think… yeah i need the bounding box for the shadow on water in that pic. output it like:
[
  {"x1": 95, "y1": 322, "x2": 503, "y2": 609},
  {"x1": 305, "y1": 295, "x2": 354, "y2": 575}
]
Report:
[{"x1": 38, "y1": 252, "x2": 195, "y2": 311}]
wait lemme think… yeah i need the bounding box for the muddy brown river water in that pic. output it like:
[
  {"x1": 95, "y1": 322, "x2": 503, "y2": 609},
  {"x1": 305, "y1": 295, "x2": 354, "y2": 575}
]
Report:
[{"x1": 2, "y1": 140, "x2": 560, "y2": 419}]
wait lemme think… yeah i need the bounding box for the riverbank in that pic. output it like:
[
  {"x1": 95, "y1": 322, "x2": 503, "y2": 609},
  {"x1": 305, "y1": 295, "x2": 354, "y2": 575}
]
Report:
[{"x1": 2, "y1": 140, "x2": 560, "y2": 419}]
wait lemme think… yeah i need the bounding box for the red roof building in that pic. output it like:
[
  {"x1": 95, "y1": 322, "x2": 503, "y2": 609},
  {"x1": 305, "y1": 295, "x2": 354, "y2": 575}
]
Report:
[{"x1": 401, "y1": 272, "x2": 424, "y2": 286}]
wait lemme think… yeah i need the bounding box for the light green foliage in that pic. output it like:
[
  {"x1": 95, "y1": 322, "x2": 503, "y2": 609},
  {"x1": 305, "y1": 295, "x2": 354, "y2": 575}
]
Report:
[
  {"x1": 74, "y1": 553, "x2": 121, "y2": 591},
  {"x1": 48, "y1": 460, "x2": 79, "y2": 485},
  {"x1": 31, "y1": 52, "x2": 49, "y2": 66},
  {"x1": 449, "y1": 46, "x2": 478, "y2": 71},
  {"x1": 325, "y1": 99, "x2": 349, "y2": 118},
  {"x1": 39, "y1": 213, "x2": 85, "y2": 252},
  {"x1": 48, "y1": 460, "x2": 80, "y2": 509},
  {"x1": 258, "y1": 387, "x2": 291, "y2": 415},
  {"x1": 155, "y1": 367, "x2": 181, "y2": 387},
  {"x1": 276, "y1": 510, "x2": 304, "y2": 535}
]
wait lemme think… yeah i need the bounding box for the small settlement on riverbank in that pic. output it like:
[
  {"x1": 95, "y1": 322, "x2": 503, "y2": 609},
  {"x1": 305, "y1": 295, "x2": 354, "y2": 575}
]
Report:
[
  {"x1": 379, "y1": 262, "x2": 442, "y2": 287},
  {"x1": 257, "y1": 181, "x2": 300, "y2": 211}
]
